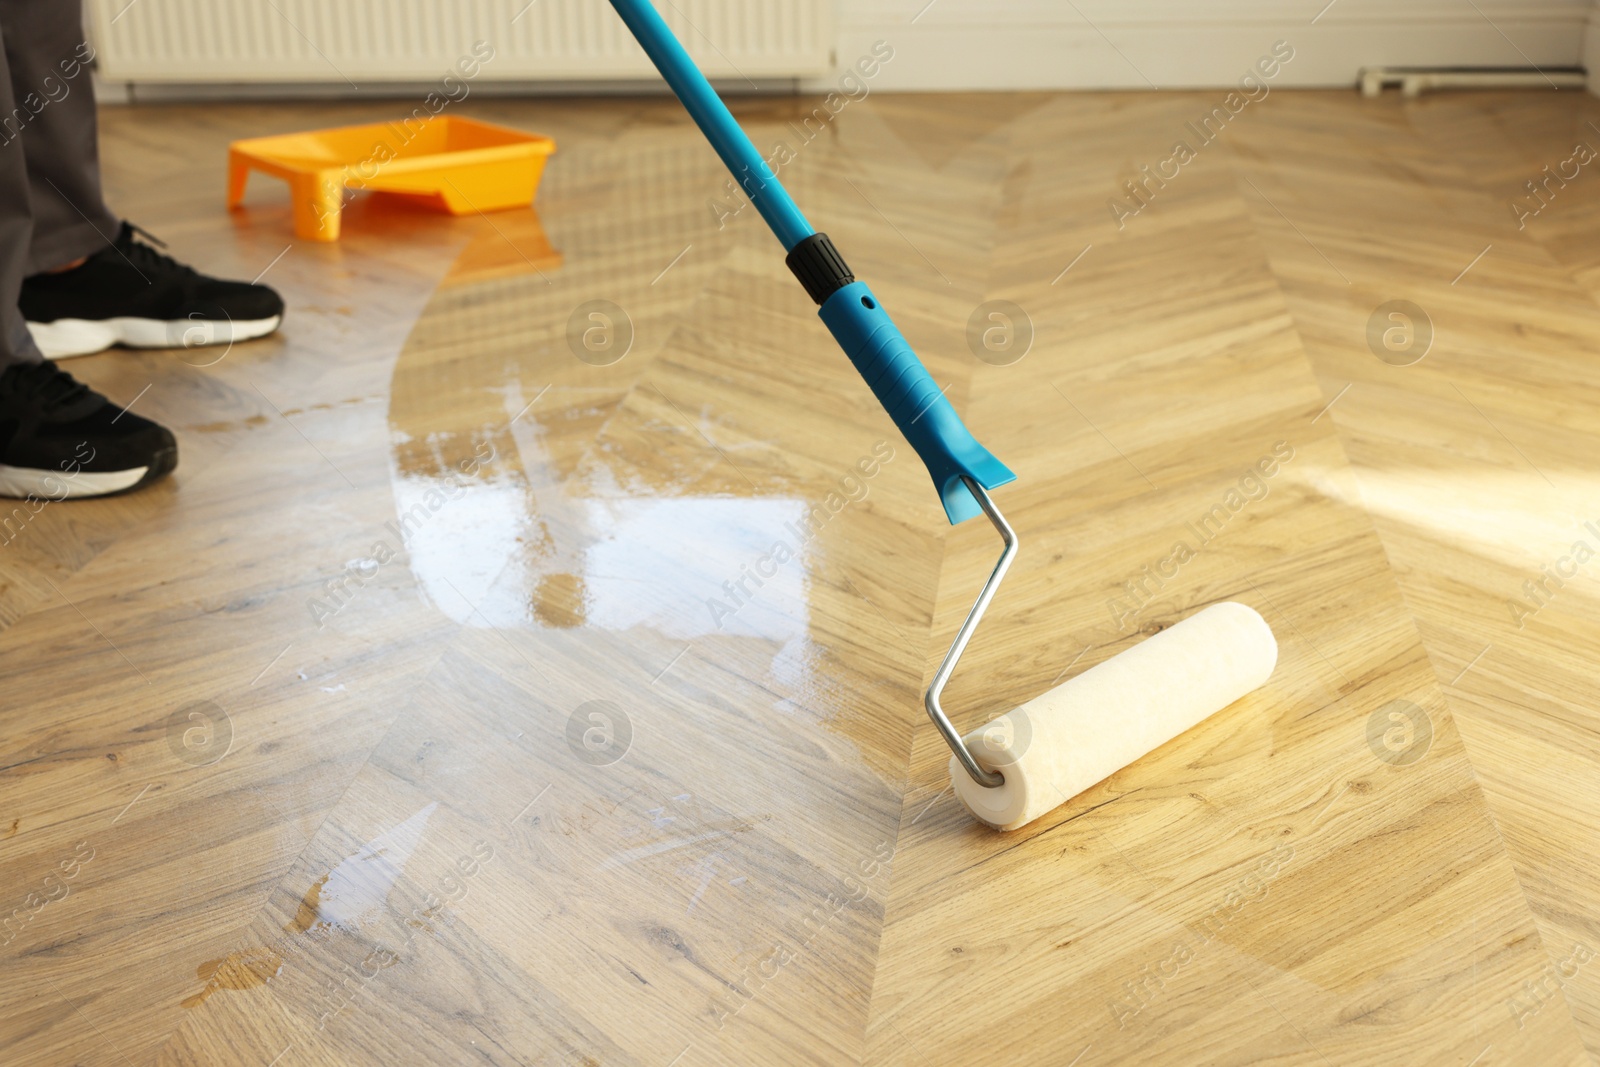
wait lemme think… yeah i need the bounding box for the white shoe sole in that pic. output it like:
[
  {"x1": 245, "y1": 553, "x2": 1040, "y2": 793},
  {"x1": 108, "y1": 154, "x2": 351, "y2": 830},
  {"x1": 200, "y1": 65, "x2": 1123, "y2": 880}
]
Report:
[
  {"x1": 0, "y1": 464, "x2": 149, "y2": 499},
  {"x1": 26, "y1": 315, "x2": 282, "y2": 360}
]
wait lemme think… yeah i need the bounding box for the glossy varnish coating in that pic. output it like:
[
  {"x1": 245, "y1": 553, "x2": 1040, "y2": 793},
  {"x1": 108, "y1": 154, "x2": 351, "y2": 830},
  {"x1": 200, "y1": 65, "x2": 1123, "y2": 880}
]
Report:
[{"x1": 1, "y1": 89, "x2": 1597, "y2": 1066}]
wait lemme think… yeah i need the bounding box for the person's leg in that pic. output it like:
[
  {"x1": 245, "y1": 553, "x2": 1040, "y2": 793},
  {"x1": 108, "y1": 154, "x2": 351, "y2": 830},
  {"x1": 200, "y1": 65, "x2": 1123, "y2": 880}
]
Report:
[
  {"x1": 0, "y1": 0, "x2": 117, "y2": 274},
  {"x1": 0, "y1": 1, "x2": 177, "y2": 499},
  {"x1": 0, "y1": 4, "x2": 42, "y2": 369},
  {"x1": 5, "y1": 0, "x2": 282, "y2": 361}
]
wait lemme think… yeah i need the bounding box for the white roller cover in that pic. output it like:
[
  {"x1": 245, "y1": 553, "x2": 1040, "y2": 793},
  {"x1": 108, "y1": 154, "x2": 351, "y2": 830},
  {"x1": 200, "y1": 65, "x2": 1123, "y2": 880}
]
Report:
[{"x1": 950, "y1": 601, "x2": 1277, "y2": 831}]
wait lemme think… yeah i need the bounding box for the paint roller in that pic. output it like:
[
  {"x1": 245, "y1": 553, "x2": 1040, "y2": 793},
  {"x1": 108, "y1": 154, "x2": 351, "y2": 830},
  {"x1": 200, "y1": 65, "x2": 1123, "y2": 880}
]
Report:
[{"x1": 609, "y1": 0, "x2": 1279, "y2": 831}]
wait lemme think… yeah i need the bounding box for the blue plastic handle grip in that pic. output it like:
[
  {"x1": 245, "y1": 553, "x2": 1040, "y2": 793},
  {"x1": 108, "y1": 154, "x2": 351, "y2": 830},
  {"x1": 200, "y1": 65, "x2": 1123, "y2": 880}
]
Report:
[
  {"x1": 821, "y1": 283, "x2": 1014, "y2": 524},
  {"x1": 608, "y1": 0, "x2": 1015, "y2": 524}
]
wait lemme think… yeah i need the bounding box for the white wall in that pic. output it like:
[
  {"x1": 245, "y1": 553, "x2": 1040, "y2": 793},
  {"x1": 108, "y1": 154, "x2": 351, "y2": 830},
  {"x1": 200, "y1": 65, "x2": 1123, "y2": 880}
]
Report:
[
  {"x1": 87, "y1": 0, "x2": 1596, "y2": 98},
  {"x1": 825, "y1": 0, "x2": 1589, "y2": 91},
  {"x1": 1586, "y1": 0, "x2": 1600, "y2": 95}
]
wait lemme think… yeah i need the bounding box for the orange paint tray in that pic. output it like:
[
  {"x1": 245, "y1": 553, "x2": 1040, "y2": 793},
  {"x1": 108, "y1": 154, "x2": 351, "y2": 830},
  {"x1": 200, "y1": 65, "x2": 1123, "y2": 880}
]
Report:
[{"x1": 227, "y1": 115, "x2": 555, "y2": 241}]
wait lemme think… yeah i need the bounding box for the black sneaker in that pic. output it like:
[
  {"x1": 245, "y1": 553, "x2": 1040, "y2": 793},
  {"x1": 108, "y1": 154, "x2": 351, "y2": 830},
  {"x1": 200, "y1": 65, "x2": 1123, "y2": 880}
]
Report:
[
  {"x1": 0, "y1": 361, "x2": 177, "y2": 498},
  {"x1": 20, "y1": 222, "x2": 284, "y2": 360}
]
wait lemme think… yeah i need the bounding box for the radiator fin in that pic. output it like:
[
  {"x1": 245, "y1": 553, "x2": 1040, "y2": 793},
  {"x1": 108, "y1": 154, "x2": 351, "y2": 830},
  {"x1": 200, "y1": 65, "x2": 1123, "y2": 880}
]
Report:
[{"x1": 89, "y1": 0, "x2": 832, "y2": 82}]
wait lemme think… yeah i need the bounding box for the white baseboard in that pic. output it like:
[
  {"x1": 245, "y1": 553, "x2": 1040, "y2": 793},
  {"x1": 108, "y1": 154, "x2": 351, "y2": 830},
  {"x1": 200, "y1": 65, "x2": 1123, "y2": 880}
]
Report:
[
  {"x1": 92, "y1": 75, "x2": 799, "y2": 104},
  {"x1": 828, "y1": 2, "x2": 1590, "y2": 91}
]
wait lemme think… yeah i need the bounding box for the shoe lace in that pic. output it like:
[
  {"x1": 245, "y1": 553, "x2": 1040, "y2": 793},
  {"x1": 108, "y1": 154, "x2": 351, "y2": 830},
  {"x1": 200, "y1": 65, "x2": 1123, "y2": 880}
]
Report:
[
  {"x1": 116, "y1": 222, "x2": 200, "y2": 282},
  {"x1": 2, "y1": 361, "x2": 92, "y2": 412}
]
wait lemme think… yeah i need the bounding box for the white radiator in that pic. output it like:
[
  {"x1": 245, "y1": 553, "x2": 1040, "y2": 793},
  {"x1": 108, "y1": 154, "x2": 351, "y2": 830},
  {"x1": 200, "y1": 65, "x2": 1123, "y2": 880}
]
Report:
[{"x1": 87, "y1": 0, "x2": 834, "y2": 84}]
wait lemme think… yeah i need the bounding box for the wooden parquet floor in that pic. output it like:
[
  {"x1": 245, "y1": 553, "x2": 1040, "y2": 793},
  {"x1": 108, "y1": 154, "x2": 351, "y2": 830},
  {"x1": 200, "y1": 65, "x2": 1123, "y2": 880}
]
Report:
[{"x1": 3, "y1": 86, "x2": 1599, "y2": 1066}]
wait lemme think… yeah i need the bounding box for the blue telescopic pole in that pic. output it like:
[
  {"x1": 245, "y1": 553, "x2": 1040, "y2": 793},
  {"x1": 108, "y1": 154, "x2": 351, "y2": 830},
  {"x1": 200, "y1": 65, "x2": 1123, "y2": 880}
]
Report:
[
  {"x1": 607, "y1": 0, "x2": 1014, "y2": 524},
  {"x1": 606, "y1": 0, "x2": 813, "y2": 250}
]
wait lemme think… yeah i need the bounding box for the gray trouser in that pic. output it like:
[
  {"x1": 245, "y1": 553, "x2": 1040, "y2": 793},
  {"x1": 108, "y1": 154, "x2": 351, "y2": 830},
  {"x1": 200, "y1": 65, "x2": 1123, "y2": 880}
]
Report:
[{"x1": 0, "y1": 0, "x2": 120, "y2": 367}]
